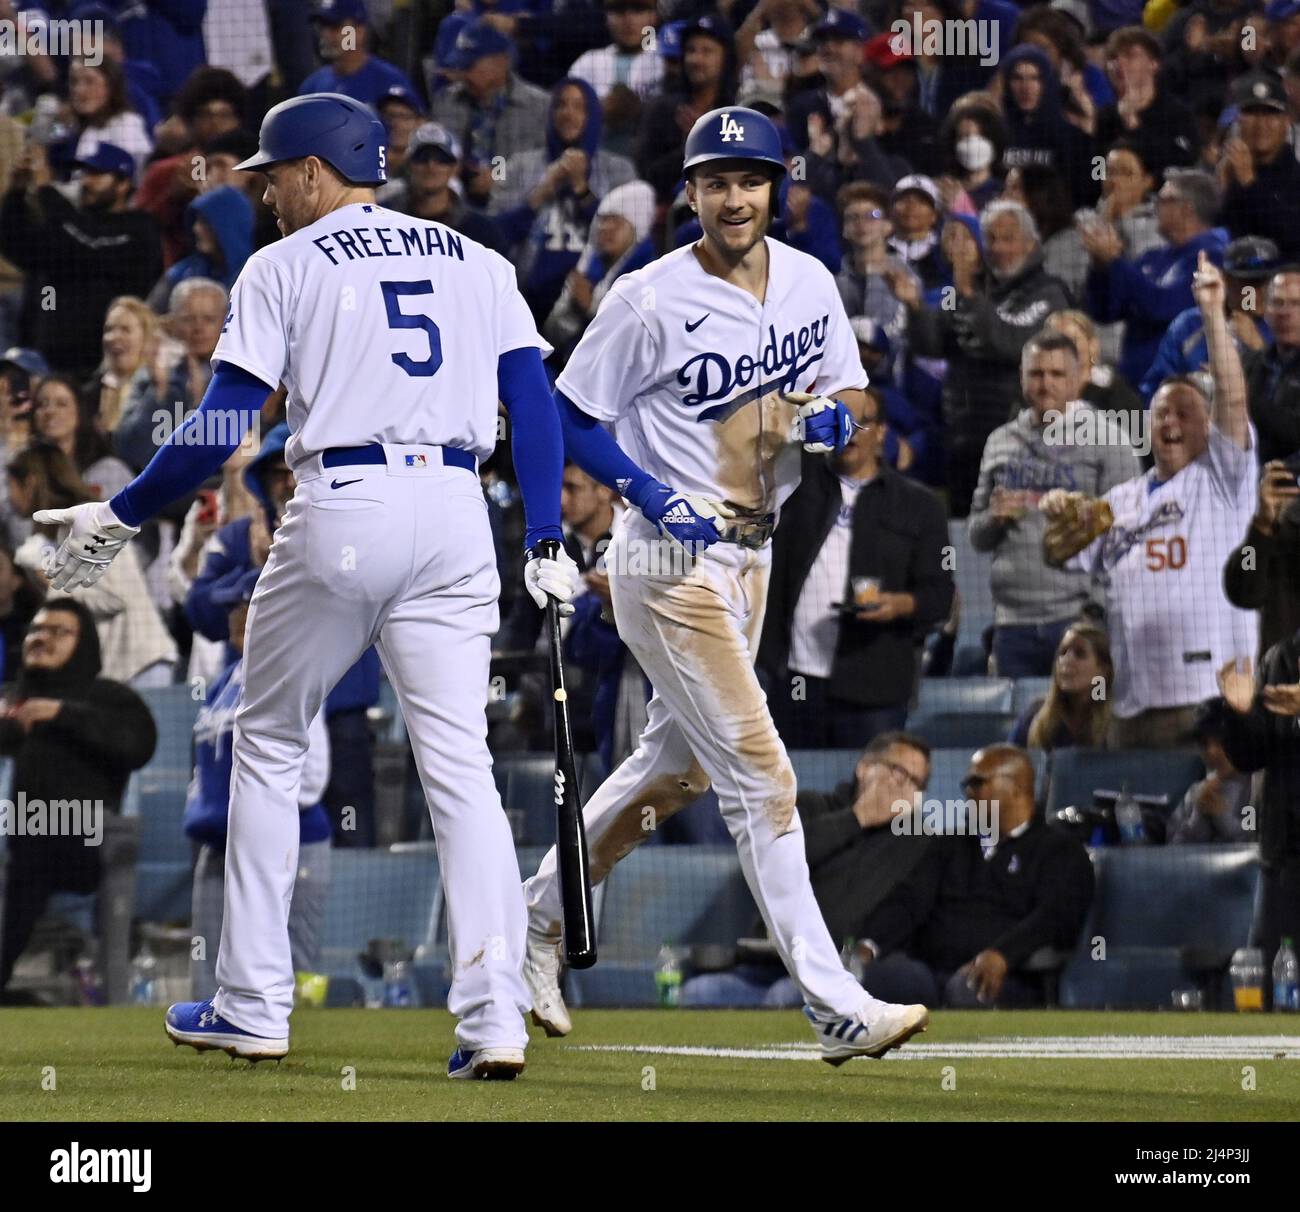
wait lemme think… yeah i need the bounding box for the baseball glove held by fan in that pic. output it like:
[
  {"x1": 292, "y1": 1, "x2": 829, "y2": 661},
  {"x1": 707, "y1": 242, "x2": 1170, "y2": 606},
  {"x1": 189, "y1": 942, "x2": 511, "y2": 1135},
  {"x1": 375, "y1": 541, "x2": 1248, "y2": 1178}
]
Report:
[{"x1": 1042, "y1": 492, "x2": 1114, "y2": 566}]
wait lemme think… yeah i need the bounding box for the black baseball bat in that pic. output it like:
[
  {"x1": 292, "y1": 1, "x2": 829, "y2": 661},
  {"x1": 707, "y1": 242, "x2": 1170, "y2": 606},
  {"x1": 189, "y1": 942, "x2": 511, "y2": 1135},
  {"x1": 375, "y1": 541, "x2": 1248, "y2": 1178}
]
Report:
[{"x1": 540, "y1": 541, "x2": 597, "y2": 969}]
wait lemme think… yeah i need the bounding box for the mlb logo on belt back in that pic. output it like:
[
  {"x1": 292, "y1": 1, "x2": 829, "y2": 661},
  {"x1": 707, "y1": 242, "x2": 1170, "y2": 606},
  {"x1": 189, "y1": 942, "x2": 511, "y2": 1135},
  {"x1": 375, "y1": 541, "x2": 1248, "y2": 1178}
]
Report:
[{"x1": 405, "y1": 453, "x2": 428, "y2": 468}]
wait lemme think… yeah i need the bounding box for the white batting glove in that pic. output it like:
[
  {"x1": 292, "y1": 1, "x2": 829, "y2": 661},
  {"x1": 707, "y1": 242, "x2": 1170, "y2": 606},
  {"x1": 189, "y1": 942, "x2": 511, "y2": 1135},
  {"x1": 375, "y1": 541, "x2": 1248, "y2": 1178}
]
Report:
[
  {"x1": 787, "y1": 392, "x2": 857, "y2": 454},
  {"x1": 33, "y1": 501, "x2": 140, "y2": 590},
  {"x1": 525, "y1": 543, "x2": 581, "y2": 616}
]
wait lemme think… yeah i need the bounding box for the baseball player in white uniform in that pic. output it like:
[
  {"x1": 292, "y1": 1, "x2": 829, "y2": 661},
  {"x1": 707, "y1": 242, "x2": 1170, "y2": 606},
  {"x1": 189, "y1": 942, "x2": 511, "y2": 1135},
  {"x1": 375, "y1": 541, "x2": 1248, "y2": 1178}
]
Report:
[
  {"x1": 35, "y1": 94, "x2": 580, "y2": 1081},
  {"x1": 1043, "y1": 253, "x2": 1258, "y2": 742},
  {"x1": 521, "y1": 107, "x2": 929, "y2": 1063}
]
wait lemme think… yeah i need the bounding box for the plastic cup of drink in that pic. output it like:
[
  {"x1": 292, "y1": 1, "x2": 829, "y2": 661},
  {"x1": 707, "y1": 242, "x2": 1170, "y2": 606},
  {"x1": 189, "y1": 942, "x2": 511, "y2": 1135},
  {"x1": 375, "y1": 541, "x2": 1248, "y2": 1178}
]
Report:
[{"x1": 853, "y1": 577, "x2": 881, "y2": 606}]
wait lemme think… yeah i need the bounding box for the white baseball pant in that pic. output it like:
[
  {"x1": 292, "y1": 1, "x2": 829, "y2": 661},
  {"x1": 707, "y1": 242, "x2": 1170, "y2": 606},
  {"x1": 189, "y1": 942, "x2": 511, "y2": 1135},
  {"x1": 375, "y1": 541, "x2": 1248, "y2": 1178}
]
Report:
[
  {"x1": 523, "y1": 508, "x2": 869, "y2": 1020},
  {"x1": 213, "y1": 445, "x2": 529, "y2": 1050}
]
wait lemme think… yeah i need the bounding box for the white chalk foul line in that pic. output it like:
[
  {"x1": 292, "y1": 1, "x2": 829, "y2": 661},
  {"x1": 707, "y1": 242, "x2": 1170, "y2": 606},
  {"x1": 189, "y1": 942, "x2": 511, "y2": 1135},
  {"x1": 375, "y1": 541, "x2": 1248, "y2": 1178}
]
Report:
[{"x1": 568, "y1": 1036, "x2": 1300, "y2": 1062}]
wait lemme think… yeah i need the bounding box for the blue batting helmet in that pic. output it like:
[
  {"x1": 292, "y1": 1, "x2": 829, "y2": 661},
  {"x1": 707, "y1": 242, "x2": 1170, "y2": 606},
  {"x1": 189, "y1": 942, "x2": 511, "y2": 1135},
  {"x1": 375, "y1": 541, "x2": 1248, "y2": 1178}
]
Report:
[
  {"x1": 682, "y1": 106, "x2": 786, "y2": 178},
  {"x1": 237, "y1": 92, "x2": 387, "y2": 185}
]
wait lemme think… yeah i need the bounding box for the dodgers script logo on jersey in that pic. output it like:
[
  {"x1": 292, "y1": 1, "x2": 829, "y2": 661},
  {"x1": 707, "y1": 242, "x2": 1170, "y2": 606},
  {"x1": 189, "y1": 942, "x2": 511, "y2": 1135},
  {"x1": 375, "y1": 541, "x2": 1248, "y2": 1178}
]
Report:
[
  {"x1": 678, "y1": 317, "x2": 831, "y2": 422},
  {"x1": 1099, "y1": 499, "x2": 1187, "y2": 572}
]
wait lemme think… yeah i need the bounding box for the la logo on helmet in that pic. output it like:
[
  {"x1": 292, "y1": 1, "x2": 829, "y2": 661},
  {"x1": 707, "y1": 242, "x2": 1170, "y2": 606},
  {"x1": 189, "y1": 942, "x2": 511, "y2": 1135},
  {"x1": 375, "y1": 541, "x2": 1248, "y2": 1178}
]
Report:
[{"x1": 719, "y1": 113, "x2": 745, "y2": 142}]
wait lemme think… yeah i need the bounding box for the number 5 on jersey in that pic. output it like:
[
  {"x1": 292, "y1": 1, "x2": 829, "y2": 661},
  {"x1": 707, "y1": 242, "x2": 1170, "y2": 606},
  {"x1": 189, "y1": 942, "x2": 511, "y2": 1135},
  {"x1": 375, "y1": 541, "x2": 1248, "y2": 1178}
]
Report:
[{"x1": 382, "y1": 280, "x2": 443, "y2": 378}]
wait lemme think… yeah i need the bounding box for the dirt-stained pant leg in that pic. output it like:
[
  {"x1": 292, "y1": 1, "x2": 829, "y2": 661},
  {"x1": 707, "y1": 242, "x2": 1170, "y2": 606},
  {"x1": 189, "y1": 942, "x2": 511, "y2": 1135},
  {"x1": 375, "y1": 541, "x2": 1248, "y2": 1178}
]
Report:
[{"x1": 524, "y1": 511, "x2": 866, "y2": 1018}]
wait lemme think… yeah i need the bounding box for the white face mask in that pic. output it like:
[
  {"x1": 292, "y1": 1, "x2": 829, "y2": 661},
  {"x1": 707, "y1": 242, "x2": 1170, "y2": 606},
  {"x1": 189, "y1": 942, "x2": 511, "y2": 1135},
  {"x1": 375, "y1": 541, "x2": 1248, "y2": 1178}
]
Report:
[{"x1": 956, "y1": 134, "x2": 995, "y2": 172}]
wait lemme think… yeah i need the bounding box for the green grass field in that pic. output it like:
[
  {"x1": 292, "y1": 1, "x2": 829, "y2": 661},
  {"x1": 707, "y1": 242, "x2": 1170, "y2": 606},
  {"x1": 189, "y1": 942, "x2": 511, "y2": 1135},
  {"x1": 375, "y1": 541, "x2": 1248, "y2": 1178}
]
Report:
[{"x1": 1, "y1": 1008, "x2": 1297, "y2": 1121}]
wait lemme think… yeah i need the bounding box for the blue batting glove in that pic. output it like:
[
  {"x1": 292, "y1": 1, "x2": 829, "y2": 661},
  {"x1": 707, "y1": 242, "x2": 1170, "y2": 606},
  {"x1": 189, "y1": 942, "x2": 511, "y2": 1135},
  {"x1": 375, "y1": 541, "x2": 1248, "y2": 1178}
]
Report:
[{"x1": 631, "y1": 481, "x2": 736, "y2": 548}]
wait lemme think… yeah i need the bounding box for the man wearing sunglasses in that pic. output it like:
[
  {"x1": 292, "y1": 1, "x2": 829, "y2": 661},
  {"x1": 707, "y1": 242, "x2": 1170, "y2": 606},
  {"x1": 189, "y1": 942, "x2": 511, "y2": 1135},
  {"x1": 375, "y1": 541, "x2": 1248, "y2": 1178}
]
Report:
[{"x1": 850, "y1": 744, "x2": 1094, "y2": 1008}]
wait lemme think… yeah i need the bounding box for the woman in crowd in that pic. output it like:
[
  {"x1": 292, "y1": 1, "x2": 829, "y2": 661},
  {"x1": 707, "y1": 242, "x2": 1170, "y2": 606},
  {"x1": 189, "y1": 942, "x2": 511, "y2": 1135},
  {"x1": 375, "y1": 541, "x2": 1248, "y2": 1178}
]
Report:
[
  {"x1": 489, "y1": 77, "x2": 636, "y2": 322},
  {"x1": 7, "y1": 443, "x2": 177, "y2": 688},
  {"x1": 935, "y1": 98, "x2": 1005, "y2": 215},
  {"x1": 29, "y1": 374, "x2": 133, "y2": 503},
  {"x1": 1009, "y1": 621, "x2": 1114, "y2": 751},
  {"x1": 85, "y1": 297, "x2": 159, "y2": 436},
  {"x1": 69, "y1": 57, "x2": 154, "y2": 173}
]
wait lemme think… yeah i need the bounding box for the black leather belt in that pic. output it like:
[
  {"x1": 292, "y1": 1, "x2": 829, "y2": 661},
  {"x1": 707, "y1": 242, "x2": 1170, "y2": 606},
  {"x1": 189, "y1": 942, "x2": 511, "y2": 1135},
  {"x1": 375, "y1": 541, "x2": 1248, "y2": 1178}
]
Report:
[
  {"x1": 321, "y1": 443, "x2": 477, "y2": 472},
  {"x1": 717, "y1": 513, "x2": 776, "y2": 549}
]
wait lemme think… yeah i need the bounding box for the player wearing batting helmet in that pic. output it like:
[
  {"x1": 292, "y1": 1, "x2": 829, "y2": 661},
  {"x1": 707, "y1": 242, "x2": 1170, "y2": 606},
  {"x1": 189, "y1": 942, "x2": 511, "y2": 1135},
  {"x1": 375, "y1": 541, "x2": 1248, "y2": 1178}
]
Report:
[
  {"x1": 238, "y1": 92, "x2": 388, "y2": 186},
  {"x1": 682, "y1": 105, "x2": 786, "y2": 227}
]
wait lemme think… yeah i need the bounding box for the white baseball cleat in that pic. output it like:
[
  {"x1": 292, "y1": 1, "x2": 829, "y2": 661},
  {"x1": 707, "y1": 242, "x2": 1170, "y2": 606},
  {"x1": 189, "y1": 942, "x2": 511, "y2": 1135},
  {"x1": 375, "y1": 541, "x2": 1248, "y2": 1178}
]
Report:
[
  {"x1": 523, "y1": 926, "x2": 572, "y2": 1037},
  {"x1": 804, "y1": 1000, "x2": 929, "y2": 1065}
]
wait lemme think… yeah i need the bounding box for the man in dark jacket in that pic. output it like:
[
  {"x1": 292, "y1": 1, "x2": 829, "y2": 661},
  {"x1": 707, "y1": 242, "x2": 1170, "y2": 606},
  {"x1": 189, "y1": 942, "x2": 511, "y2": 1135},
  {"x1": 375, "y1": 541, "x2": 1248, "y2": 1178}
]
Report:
[
  {"x1": 895, "y1": 199, "x2": 1071, "y2": 516},
  {"x1": 0, "y1": 599, "x2": 157, "y2": 996},
  {"x1": 1223, "y1": 460, "x2": 1300, "y2": 656},
  {"x1": 1218, "y1": 629, "x2": 1300, "y2": 1000},
  {"x1": 681, "y1": 731, "x2": 934, "y2": 1007},
  {"x1": 854, "y1": 745, "x2": 1095, "y2": 1008},
  {"x1": 1241, "y1": 268, "x2": 1300, "y2": 465},
  {"x1": 1218, "y1": 70, "x2": 1300, "y2": 262},
  {"x1": 0, "y1": 142, "x2": 161, "y2": 380},
  {"x1": 635, "y1": 12, "x2": 736, "y2": 202},
  {"x1": 760, "y1": 390, "x2": 952, "y2": 747}
]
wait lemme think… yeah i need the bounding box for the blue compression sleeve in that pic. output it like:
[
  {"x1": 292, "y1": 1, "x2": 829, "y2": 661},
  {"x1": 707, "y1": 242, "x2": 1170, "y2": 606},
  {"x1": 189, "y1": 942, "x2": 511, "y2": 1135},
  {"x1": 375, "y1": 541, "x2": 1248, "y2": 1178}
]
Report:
[
  {"x1": 554, "y1": 390, "x2": 660, "y2": 511},
  {"x1": 110, "y1": 362, "x2": 271, "y2": 527},
  {"x1": 498, "y1": 346, "x2": 564, "y2": 551}
]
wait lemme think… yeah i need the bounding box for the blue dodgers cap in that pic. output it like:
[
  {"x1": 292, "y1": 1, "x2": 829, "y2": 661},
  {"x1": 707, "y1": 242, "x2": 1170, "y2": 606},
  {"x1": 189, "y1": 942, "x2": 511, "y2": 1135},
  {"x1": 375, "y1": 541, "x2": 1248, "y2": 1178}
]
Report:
[
  {"x1": 210, "y1": 567, "x2": 262, "y2": 610},
  {"x1": 814, "y1": 7, "x2": 869, "y2": 41},
  {"x1": 73, "y1": 141, "x2": 135, "y2": 179},
  {"x1": 309, "y1": 0, "x2": 367, "y2": 24},
  {"x1": 407, "y1": 121, "x2": 462, "y2": 162},
  {"x1": 659, "y1": 19, "x2": 687, "y2": 59},
  {"x1": 441, "y1": 18, "x2": 513, "y2": 70},
  {"x1": 376, "y1": 83, "x2": 424, "y2": 115},
  {"x1": 0, "y1": 347, "x2": 50, "y2": 377},
  {"x1": 682, "y1": 11, "x2": 734, "y2": 47}
]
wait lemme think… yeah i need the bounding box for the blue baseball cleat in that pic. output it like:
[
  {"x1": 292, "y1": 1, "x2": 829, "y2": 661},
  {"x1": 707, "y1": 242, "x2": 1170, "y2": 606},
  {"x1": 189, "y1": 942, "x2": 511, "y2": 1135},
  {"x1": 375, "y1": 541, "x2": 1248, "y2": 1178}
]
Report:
[
  {"x1": 804, "y1": 1000, "x2": 929, "y2": 1065},
  {"x1": 165, "y1": 999, "x2": 289, "y2": 1061},
  {"x1": 447, "y1": 1046, "x2": 526, "y2": 1080}
]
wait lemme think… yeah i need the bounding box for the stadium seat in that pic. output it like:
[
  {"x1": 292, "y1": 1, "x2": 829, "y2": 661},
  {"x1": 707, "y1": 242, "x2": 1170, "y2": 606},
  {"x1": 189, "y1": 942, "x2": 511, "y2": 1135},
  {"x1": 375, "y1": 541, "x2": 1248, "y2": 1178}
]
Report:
[
  {"x1": 914, "y1": 677, "x2": 1014, "y2": 721},
  {"x1": 132, "y1": 860, "x2": 192, "y2": 924},
  {"x1": 319, "y1": 845, "x2": 442, "y2": 980},
  {"x1": 136, "y1": 685, "x2": 201, "y2": 772},
  {"x1": 128, "y1": 769, "x2": 193, "y2": 865},
  {"x1": 567, "y1": 845, "x2": 757, "y2": 1007},
  {"x1": 1011, "y1": 677, "x2": 1053, "y2": 716},
  {"x1": 913, "y1": 711, "x2": 1018, "y2": 750},
  {"x1": 1059, "y1": 844, "x2": 1259, "y2": 1009},
  {"x1": 1045, "y1": 748, "x2": 1205, "y2": 818},
  {"x1": 947, "y1": 519, "x2": 996, "y2": 651},
  {"x1": 789, "y1": 748, "x2": 859, "y2": 793}
]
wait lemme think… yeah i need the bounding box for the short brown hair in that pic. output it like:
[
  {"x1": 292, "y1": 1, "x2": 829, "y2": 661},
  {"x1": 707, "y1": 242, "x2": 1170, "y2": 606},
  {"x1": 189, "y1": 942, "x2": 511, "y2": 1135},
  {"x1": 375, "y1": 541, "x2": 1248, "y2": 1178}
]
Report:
[
  {"x1": 837, "y1": 180, "x2": 890, "y2": 219},
  {"x1": 1105, "y1": 25, "x2": 1161, "y2": 63}
]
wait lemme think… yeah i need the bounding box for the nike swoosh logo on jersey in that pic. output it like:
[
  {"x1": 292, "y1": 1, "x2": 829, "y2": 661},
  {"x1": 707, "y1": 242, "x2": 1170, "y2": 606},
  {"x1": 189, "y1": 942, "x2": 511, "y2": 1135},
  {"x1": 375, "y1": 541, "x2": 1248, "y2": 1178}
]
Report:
[
  {"x1": 330, "y1": 478, "x2": 363, "y2": 490},
  {"x1": 685, "y1": 313, "x2": 710, "y2": 333}
]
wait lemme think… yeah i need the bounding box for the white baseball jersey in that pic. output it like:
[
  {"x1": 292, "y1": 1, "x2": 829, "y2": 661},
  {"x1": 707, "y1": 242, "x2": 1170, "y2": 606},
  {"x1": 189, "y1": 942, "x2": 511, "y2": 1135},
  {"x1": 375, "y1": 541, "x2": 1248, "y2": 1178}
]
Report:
[
  {"x1": 1069, "y1": 424, "x2": 1259, "y2": 717},
  {"x1": 213, "y1": 200, "x2": 551, "y2": 472},
  {"x1": 555, "y1": 239, "x2": 866, "y2": 513}
]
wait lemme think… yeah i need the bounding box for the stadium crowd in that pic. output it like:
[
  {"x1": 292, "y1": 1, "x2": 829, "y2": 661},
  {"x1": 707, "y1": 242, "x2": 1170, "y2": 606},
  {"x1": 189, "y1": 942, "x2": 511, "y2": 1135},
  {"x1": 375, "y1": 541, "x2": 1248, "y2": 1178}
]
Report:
[{"x1": 0, "y1": 0, "x2": 1297, "y2": 1008}]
